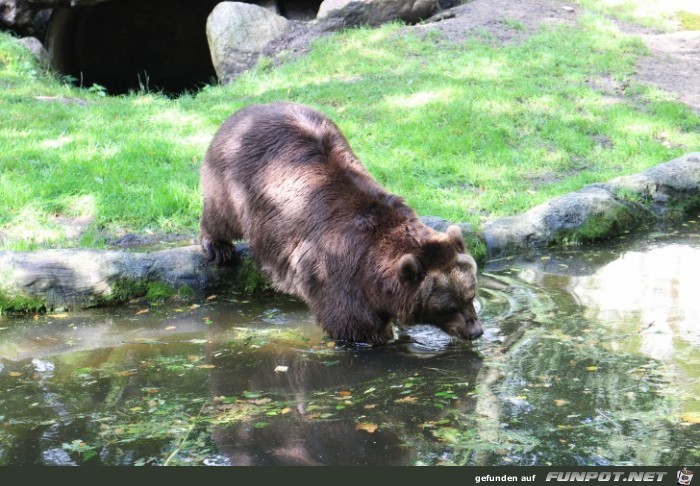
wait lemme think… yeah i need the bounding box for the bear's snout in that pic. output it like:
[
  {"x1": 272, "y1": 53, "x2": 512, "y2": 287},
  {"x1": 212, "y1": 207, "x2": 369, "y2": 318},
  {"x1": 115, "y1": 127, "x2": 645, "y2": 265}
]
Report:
[
  {"x1": 443, "y1": 313, "x2": 483, "y2": 341},
  {"x1": 458, "y1": 318, "x2": 483, "y2": 341}
]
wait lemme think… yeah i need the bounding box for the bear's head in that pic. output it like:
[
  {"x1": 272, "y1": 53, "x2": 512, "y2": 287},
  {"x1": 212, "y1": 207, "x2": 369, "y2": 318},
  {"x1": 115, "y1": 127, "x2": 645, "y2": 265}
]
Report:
[{"x1": 398, "y1": 225, "x2": 483, "y2": 341}]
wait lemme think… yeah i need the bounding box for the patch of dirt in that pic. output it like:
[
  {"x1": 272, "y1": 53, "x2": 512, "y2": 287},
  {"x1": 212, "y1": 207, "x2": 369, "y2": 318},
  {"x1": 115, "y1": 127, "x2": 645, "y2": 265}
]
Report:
[
  {"x1": 634, "y1": 31, "x2": 700, "y2": 112},
  {"x1": 414, "y1": 0, "x2": 579, "y2": 44}
]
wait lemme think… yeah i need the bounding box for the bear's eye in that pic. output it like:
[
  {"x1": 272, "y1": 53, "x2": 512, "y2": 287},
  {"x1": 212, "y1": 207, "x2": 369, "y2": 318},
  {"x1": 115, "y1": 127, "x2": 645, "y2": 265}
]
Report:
[{"x1": 444, "y1": 306, "x2": 460, "y2": 315}]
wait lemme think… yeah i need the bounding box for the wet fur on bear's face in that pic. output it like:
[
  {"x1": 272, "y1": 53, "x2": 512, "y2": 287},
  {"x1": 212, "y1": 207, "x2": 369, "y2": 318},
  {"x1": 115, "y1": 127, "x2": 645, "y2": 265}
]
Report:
[{"x1": 398, "y1": 225, "x2": 482, "y2": 341}]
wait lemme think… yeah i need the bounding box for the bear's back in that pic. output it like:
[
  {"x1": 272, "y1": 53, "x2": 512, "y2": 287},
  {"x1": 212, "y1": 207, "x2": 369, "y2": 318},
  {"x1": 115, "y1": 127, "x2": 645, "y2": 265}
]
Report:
[{"x1": 203, "y1": 102, "x2": 418, "y2": 301}]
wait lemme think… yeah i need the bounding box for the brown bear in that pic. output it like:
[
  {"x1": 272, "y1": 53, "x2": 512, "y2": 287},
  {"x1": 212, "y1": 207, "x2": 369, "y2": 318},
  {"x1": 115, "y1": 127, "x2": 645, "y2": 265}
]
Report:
[{"x1": 200, "y1": 102, "x2": 482, "y2": 344}]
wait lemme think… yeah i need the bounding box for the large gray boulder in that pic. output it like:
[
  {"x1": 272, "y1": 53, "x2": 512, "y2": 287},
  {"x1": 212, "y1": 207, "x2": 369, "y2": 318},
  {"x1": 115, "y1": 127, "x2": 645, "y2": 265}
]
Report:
[
  {"x1": 316, "y1": 0, "x2": 439, "y2": 27},
  {"x1": 206, "y1": 2, "x2": 289, "y2": 82},
  {"x1": 17, "y1": 36, "x2": 49, "y2": 67},
  {"x1": 0, "y1": 0, "x2": 51, "y2": 36}
]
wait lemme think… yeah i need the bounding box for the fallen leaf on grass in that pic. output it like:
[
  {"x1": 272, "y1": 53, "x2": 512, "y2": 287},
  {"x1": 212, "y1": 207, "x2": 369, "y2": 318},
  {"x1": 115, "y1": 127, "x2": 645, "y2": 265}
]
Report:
[
  {"x1": 280, "y1": 408, "x2": 291, "y2": 414},
  {"x1": 338, "y1": 390, "x2": 352, "y2": 397},
  {"x1": 585, "y1": 366, "x2": 599, "y2": 372},
  {"x1": 356, "y1": 422, "x2": 378, "y2": 433},
  {"x1": 364, "y1": 404, "x2": 378, "y2": 410},
  {"x1": 251, "y1": 398, "x2": 271, "y2": 405},
  {"x1": 274, "y1": 365, "x2": 289, "y2": 373},
  {"x1": 206, "y1": 295, "x2": 218, "y2": 301},
  {"x1": 135, "y1": 309, "x2": 149, "y2": 315},
  {"x1": 554, "y1": 399, "x2": 569, "y2": 407},
  {"x1": 189, "y1": 304, "x2": 200, "y2": 310},
  {"x1": 197, "y1": 364, "x2": 216, "y2": 369},
  {"x1": 9, "y1": 372, "x2": 22, "y2": 377},
  {"x1": 164, "y1": 326, "x2": 176, "y2": 331}
]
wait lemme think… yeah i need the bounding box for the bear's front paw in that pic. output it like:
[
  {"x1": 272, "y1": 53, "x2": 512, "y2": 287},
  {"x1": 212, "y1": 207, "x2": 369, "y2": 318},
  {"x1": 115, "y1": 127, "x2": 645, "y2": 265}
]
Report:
[{"x1": 202, "y1": 239, "x2": 237, "y2": 266}]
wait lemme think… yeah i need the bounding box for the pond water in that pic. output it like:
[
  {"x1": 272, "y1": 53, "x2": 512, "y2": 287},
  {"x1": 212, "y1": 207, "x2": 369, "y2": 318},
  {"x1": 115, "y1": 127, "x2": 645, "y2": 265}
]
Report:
[{"x1": 1, "y1": 224, "x2": 699, "y2": 466}]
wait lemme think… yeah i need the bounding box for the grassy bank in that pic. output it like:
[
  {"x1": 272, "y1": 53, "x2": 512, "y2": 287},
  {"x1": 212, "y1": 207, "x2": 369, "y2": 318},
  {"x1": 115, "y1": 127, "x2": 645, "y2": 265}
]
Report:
[{"x1": 1, "y1": 11, "x2": 699, "y2": 251}]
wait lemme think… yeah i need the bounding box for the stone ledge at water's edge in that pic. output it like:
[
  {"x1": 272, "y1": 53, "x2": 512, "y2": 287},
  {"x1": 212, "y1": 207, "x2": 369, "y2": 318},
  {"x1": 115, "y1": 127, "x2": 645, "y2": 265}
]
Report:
[{"x1": 0, "y1": 152, "x2": 698, "y2": 313}]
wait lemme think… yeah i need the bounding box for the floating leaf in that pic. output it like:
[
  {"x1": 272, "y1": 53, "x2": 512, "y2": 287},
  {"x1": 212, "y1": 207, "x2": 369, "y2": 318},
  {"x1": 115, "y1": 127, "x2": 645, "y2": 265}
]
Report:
[
  {"x1": 356, "y1": 422, "x2": 378, "y2": 433},
  {"x1": 8, "y1": 372, "x2": 22, "y2": 377},
  {"x1": 364, "y1": 404, "x2": 378, "y2": 410},
  {"x1": 363, "y1": 387, "x2": 376, "y2": 394},
  {"x1": 432, "y1": 427, "x2": 460, "y2": 444},
  {"x1": 280, "y1": 408, "x2": 291, "y2": 414},
  {"x1": 585, "y1": 366, "x2": 599, "y2": 372},
  {"x1": 322, "y1": 360, "x2": 340, "y2": 366},
  {"x1": 189, "y1": 304, "x2": 200, "y2": 310},
  {"x1": 130, "y1": 407, "x2": 143, "y2": 412},
  {"x1": 164, "y1": 325, "x2": 176, "y2": 331},
  {"x1": 326, "y1": 341, "x2": 336, "y2": 348},
  {"x1": 197, "y1": 364, "x2": 216, "y2": 369},
  {"x1": 189, "y1": 339, "x2": 208, "y2": 344},
  {"x1": 206, "y1": 295, "x2": 218, "y2": 301},
  {"x1": 135, "y1": 309, "x2": 149, "y2": 315},
  {"x1": 395, "y1": 395, "x2": 418, "y2": 404},
  {"x1": 338, "y1": 390, "x2": 352, "y2": 397},
  {"x1": 336, "y1": 404, "x2": 346, "y2": 410},
  {"x1": 274, "y1": 366, "x2": 288, "y2": 373},
  {"x1": 680, "y1": 413, "x2": 700, "y2": 424},
  {"x1": 319, "y1": 413, "x2": 334, "y2": 419},
  {"x1": 243, "y1": 391, "x2": 262, "y2": 399}
]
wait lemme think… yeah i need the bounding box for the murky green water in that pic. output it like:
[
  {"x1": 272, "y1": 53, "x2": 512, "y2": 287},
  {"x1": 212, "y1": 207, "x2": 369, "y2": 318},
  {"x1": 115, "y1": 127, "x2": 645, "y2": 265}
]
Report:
[{"x1": 1, "y1": 224, "x2": 699, "y2": 466}]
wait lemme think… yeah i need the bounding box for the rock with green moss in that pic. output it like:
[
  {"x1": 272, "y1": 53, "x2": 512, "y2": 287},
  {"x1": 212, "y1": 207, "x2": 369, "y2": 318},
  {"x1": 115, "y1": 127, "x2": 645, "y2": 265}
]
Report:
[
  {"x1": 482, "y1": 152, "x2": 700, "y2": 257},
  {"x1": 604, "y1": 152, "x2": 700, "y2": 217},
  {"x1": 0, "y1": 245, "x2": 240, "y2": 313}
]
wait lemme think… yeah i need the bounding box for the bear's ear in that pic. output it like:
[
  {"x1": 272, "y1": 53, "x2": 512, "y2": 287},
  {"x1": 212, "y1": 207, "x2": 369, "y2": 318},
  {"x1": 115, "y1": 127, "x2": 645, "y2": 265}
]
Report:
[
  {"x1": 398, "y1": 254, "x2": 422, "y2": 283},
  {"x1": 457, "y1": 253, "x2": 477, "y2": 273},
  {"x1": 446, "y1": 225, "x2": 465, "y2": 252}
]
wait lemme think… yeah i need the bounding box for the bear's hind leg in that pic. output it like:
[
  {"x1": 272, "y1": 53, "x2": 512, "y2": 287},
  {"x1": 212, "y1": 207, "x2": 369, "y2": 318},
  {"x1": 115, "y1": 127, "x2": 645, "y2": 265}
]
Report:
[{"x1": 199, "y1": 197, "x2": 242, "y2": 267}]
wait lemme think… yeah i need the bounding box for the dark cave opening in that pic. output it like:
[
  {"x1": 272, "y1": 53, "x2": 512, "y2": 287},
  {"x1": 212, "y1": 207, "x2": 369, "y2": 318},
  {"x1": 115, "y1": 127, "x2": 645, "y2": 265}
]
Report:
[{"x1": 46, "y1": 0, "x2": 323, "y2": 97}]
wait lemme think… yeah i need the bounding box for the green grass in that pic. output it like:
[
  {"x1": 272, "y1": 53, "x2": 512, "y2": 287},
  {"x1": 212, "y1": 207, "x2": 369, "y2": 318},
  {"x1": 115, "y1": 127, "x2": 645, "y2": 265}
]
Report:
[
  {"x1": 679, "y1": 10, "x2": 700, "y2": 30},
  {"x1": 571, "y1": 0, "x2": 700, "y2": 31},
  {"x1": 1, "y1": 12, "x2": 699, "y2": 251}
]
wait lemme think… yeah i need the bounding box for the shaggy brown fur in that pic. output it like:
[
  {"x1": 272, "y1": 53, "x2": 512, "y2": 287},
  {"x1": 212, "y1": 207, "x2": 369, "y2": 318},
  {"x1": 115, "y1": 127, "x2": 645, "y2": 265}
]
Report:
[{"x1": 200, "y1": 102, "x2": 482, "y2": 344}]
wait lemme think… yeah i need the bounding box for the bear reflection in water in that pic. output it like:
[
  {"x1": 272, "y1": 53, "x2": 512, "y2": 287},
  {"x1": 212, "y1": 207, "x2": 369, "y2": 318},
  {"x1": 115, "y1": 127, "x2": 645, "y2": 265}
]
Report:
[
  {"x1": 206, "y1": 340, "x2": 483, "y2": 466},
  {"x1": 200, "y1": 102, "x2": 483, "y2": 344}
]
